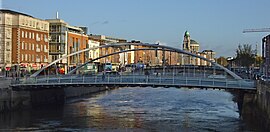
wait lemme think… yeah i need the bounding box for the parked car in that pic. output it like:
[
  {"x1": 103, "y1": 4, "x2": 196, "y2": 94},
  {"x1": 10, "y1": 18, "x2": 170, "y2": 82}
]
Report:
[
  {"x1": 261, "y1": 75, "x2": 270, "y2": 82},
  {"x1": 105, "y1": 71, "x2": 120, "y2": 76}
]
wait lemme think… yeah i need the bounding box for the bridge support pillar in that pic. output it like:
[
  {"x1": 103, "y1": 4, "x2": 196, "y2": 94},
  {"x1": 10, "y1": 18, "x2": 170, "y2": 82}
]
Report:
[
  {"x1": 237, "y1": 91, "x2": 255, "y2": 117},
  {"x1": 229, "y1": 90, "x2": 256, "y2": 118}
]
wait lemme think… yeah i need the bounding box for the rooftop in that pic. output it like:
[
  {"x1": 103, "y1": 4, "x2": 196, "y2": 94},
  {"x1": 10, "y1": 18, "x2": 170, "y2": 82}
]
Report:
[
  {"x1": 0, "y1": 9, "x2": 33, "y2": 18},
  {"x1": 190, "y1": 39, "x2": 199, "y2": 44}
]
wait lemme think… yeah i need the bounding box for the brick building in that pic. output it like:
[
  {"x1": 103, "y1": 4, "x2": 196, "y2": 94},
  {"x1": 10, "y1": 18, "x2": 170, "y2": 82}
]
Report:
[
  {"x1": 88, "y1": 34, "x2": 127, "y2": 64},
  {"x1": 0, "y1": 9, "x2": 49, "y2": 76}
]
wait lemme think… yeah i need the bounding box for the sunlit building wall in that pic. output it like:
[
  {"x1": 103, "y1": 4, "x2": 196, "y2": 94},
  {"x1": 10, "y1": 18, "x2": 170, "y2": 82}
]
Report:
[{"x1": 0, "y1": 9, "x2": 49, "y2": 74}]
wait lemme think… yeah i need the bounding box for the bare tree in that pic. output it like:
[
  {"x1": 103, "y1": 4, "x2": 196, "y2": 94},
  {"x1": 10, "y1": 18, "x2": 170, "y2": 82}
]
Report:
[{"x1": 235, "y1": 44, "x2": 255, "y2": 68}]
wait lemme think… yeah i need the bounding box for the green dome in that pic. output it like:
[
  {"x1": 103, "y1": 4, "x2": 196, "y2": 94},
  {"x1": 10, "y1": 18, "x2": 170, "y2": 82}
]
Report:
[{"x1": 184, "y1": 31, "x2": 190, "y2": 37}]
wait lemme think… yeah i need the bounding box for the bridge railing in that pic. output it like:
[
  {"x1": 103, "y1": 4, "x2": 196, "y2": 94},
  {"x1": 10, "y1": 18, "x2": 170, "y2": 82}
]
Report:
[{"x1": 11, "y1": 74, "x2": 256, "y2": 90}]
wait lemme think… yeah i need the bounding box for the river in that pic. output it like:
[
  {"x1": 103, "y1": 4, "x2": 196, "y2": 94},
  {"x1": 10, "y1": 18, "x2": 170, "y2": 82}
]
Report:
[{"x1": 0, "y1": 87, "x2": 267, "y2": 131}]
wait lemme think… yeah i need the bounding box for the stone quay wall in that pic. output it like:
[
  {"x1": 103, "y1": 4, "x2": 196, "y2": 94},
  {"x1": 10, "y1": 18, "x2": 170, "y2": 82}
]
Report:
[
  {"x1": 256, "y1": 81, "x2": 270, "y2": 120},
  {"x1": 0, "y1": 78, "x2": 110, "y2": 112}
]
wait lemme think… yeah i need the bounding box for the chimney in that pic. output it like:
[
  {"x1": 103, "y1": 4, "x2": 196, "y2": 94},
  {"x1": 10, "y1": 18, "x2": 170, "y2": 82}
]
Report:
[{"x1": 56, "y1": 11, "x2": 59, "y2": 19}]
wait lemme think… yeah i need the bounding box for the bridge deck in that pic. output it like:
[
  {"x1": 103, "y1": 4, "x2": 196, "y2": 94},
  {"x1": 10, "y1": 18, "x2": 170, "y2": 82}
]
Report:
[{"x1": 11, "y1": 75, "x2": 256, "y2": 91}]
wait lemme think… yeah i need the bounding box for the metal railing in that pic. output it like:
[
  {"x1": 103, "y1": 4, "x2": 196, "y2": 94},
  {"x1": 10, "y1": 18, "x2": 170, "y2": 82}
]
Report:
[{"x1": 11, "y1": 75, "x2": 256, "y2": 90}]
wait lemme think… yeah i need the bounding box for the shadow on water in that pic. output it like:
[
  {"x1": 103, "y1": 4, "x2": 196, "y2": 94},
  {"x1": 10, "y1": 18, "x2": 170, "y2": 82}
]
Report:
[
  {"x1": 240, "y1": 103, "x2": 270, "y2": 132},
  {"x1": 0, "y1": 105, "x2": 64, "y2": 131}
]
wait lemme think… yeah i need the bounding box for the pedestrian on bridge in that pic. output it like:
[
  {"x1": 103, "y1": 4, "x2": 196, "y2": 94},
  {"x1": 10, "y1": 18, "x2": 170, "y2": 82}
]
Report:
[
  {"x1": 145, "y1": 70, "x2": 150, "y2": 82},
  {"x1": 102, "y1": 72, "x2": 105, "y2": 81}
]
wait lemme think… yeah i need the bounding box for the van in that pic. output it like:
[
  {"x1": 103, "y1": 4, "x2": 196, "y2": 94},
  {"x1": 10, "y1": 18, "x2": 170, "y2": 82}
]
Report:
[{"x1": 104, "y1": 63, "x2": 112, "y2": 71}]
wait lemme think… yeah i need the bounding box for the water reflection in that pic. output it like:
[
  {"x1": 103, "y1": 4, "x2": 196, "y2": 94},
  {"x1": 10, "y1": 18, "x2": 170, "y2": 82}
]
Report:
[{"x1": 0, "y1": 87, "x2": 267, "y2": 131}]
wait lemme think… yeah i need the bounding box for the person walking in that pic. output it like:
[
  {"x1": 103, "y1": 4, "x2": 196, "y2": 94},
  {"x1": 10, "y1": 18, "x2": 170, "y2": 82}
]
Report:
[{"x1": 102, "y1": 72, "x2": 105, "y2": 81}]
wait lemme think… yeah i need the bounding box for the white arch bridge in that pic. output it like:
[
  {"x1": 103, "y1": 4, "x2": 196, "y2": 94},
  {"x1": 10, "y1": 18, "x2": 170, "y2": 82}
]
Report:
[{"x1": 11, "y1": 43, "x2": 256, "y2": 91}]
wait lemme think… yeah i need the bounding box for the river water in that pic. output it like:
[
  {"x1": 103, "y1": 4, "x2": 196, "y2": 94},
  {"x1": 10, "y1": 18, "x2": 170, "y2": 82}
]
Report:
[{"x1": 0, "y1": 87, "x2": 267, "y2": 131}]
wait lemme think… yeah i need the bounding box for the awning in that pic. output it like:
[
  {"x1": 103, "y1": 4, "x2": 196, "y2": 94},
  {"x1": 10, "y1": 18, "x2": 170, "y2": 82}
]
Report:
[
  {"x1": 6, "y1": 67, "x2": 11, "y2": 71},
  {"x1": 20, "y1": 63, "x2": 28, "y2": 67},
  {"x1": 32, "y1": 64, "x2": 37, "y2": 68}
]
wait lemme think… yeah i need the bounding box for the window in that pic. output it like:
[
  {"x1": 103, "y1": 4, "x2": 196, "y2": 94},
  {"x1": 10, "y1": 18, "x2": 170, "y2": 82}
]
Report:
[
  {"x1": 6, "y1": 42, "x2": 10, "y2": 47},
  {"x1": 22, "y1": 31, "x2": 24, "y2": 38},
  {"x1": 32, "y1": 54, "x2": 34, "y2": 61},
  {"x1": 32, "y1": 43, "x2": 34, "y2": 50},
  {"x1": 6, "y1": 54, "x2": 10, "y2": 59},
  {"x1": 25, "y1": 54, "x2": 27, "y2": 61},
  {"x1": 21, "y1": 42, "x2": 24, "y2": 50},
  {"x1": 29, "y1": 43, "x2": 31, "y2": 50},
  {"x1": 29, "y1": 32, "x2": 31, "y2": 39},
  {"x1": 6, "y1": 29, "x2": 11, "y2": 39},
  {"x1": 21, "y1": 54, "x2": 24, "y2": 61},
  {"x1": 32, "y1": 32, "x2": 34, "y2": 39},
  {"x1": 25, "y1": 31, "x2": 28, "y2": 38},
  {"x1": 29, "y1": 54, "x2": 31, "y2": 61},
  {"x1": 25, "y1": 43, "x2": 27, "y2": 50}
]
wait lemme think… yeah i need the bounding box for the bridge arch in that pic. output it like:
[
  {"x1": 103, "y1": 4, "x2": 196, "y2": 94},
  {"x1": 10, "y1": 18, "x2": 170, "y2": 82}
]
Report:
[
  {"x1": 68, "y1": 48, "x2": 176, "y2": 75},
  {"x1": 31, "y1": 43, "x2": 242, "y2": 79}
]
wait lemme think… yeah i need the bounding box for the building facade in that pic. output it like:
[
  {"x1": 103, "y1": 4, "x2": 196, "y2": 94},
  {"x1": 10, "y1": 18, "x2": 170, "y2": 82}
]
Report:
[
  {"x1": 0, "y1": 9, "x2": 49, "y2": 76},
  {"x1": 262, "y1": 35, "x2": 270, "y2": 76},
  {"x1": 46, "y1": 18, "x2": 88, "y2": 73},
  {"x1": 182, "y1": 31, "x2": 216, "y2": 66},
  {"x1": 182, "y1": 31, "x2": 200, "y2": 65},
  {"x1": 88, "y1": 34, "x2": 127, "y2": 64},
  {"x1": 88, "y1": 39, "x2": 100, "y2": 63},
  {"x1": 202, "y1": 50, "x2": 216, "y2": 66}
]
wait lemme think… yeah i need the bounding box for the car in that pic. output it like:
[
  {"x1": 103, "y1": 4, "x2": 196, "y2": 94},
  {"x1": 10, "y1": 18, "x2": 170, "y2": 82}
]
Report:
[
  {"x1": 261, "y1": 75, "x2": 270, "y2": 82},
  {"x1": 105, "y1": 71, "x2": 120, "y2": 76}
]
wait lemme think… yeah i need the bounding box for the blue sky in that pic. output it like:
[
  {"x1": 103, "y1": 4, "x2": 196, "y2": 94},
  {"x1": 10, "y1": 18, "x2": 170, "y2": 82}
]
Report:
[{"x1": 2, "y1": 0, "x2": 270, "y2": 57}]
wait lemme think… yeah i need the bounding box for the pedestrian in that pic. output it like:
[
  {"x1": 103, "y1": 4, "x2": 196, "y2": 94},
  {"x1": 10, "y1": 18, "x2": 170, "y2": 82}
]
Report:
[
  {"x1": 145, "y1": 70, "x2": 149, "y2": 82},
  {"x1": 102, "y1": 72, "x2": 105, "y2": 81}
]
